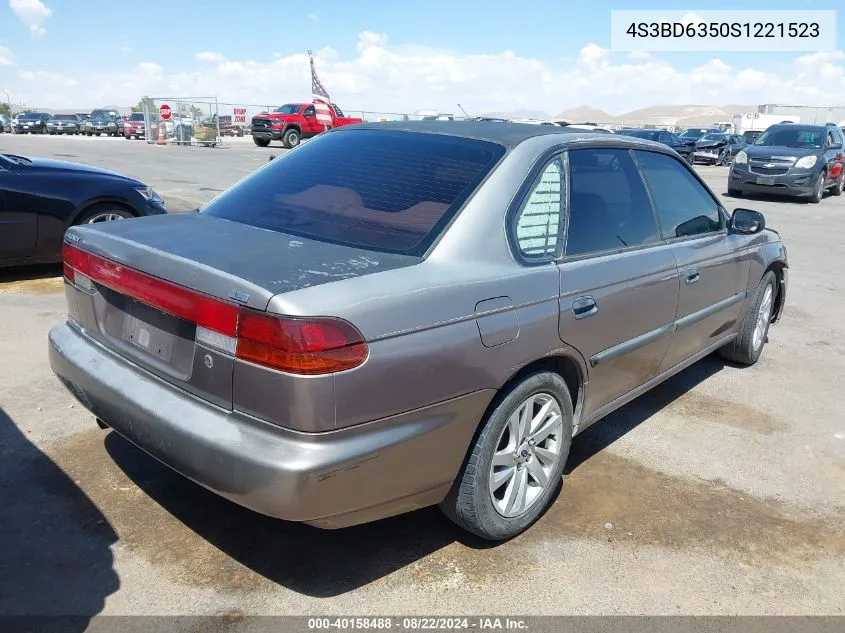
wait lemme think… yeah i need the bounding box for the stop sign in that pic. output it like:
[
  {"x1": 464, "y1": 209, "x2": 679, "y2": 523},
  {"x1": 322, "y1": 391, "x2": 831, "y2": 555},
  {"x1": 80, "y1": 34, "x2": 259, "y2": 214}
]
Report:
[{"x1": 159, "y1": 104, "x2": 172, "y2": 120}]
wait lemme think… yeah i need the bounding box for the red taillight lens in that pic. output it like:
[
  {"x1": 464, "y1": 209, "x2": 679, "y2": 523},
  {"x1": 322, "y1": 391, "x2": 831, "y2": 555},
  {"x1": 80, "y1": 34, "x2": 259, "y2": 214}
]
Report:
[
  {"x1": 62, "y1": 242, "x2": 239, "y2": 336},
  {"x1": 63, "y1": 243, "x2": 368, "y2": 374},
  {"x1": 236, "y1": 310, "x2": 368, "y2": 375}
]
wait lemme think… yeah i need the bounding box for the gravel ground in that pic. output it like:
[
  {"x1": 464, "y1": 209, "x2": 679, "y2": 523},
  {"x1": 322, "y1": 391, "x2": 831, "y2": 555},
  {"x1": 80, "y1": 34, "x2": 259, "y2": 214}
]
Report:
[{"x1": 0, "y1": 134, "x2": 843, "y2": 621}]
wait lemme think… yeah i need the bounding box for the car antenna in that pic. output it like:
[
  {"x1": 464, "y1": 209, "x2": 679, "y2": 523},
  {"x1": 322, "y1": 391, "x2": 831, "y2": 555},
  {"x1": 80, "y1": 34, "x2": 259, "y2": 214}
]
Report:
[{"x1": 458, "y1": 103, "x2": 471, "y2": 119}]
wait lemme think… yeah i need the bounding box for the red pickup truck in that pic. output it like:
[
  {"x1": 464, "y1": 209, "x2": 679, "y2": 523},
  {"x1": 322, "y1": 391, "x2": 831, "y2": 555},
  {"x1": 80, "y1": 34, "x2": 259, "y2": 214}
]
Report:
[{"x1": 251, "y1": 102, "x2": 363, "y2": 148}]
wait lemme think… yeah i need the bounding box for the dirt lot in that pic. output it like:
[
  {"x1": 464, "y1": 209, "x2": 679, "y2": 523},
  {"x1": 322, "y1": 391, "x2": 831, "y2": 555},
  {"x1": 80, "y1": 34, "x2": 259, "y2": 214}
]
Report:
[{"x1": 1, "y1": 134, "x2": 843, "y2": 619}]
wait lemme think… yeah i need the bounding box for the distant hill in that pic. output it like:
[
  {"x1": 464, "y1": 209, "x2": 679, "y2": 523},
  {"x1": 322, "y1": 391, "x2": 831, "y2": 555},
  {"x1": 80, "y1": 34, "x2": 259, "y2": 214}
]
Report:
[
  {"x1": 553, "y1": 105, "x2": 615, "y2": 123},
  {"x1": 480, "y1": 109, "x2": 552, "y2": 120},
  {"x1": 616, "y1": 104, "x2": 755, "y2": 126}
]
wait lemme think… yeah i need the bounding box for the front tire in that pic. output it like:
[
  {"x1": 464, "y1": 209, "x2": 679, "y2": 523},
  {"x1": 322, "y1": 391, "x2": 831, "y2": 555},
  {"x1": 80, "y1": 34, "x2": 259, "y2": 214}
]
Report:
[
  {"x1": 440, "y1": 371, "x2": 573, "y2": 541},
  {"x1": 75, "y1": 204, "x2": 135, "y2": 225},
  {"x1": 253, "y1": 137, "x2": 270, "y2": 147},
  {"x1": 719, "y1": 271, "x2": 777, "y2": 366},
  {"x1": 810, "y1": 171, "x2": 826, "y2": 203},
  {"x1": 282, "y1": 128, "x2": 301, "y2": 148}
]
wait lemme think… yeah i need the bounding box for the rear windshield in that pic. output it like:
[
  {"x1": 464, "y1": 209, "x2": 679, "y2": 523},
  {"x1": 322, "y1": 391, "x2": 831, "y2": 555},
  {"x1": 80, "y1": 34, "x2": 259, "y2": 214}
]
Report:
[{"x1": 201, "y1": 130, "x2": 505, "y2": 255}]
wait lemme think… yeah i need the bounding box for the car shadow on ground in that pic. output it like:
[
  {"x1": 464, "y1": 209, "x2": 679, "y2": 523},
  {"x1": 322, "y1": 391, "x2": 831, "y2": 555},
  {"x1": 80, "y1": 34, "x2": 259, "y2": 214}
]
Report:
[
  {"x1": 102, "y1": 355, "x2": 730, "y2": 598},
  {"x1": 0, "y1": 263, "x2": 63, "y2": 284},
  {"x1": 0, "y1": 407, "x2": 119, "y2": 626},
  {"x1": 565, "y1": 355, "x2": 727, "y2": 474},
  {"x1": 721, "y1": 190, "x2": 818, "y2": 205}
]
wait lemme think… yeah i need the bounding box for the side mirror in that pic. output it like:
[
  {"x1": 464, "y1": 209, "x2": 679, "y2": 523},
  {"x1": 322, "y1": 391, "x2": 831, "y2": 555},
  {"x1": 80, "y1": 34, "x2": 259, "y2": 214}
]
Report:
[
  {"x1": 829, "y1": 143, "x2": 843, "y2": 149},
  {"x1": 731, "y1": 208, "x2": 766, "y2": 234}
]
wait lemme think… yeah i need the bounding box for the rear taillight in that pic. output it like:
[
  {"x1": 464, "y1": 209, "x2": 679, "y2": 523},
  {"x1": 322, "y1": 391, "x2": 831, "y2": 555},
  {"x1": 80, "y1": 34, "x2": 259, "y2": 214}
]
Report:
[
  {"x1": 235, "y1": 310, "x2": 368, "y2": 375},
  {"x1": 62, "y1": 242, "x2": 368, "y2": 375}
]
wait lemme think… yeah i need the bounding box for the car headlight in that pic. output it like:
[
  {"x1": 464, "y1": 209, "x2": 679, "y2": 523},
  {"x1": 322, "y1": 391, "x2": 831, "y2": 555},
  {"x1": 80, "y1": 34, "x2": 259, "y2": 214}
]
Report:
[
  {"x1": 794, "y1": 155, "x2": 817, "y2": 169},
  {"x1": 734, "y1": 150, "x2": 748, "y2": 165},
  {"x1": 136, "y1": 186, "x2": 164, "y2": 204}
]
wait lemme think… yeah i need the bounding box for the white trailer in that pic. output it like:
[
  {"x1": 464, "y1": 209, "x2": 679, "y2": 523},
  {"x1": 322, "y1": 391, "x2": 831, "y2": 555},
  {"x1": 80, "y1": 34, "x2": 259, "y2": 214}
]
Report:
[{"x1": 732, "y1": 112, "x2": 800, "y2": 135}]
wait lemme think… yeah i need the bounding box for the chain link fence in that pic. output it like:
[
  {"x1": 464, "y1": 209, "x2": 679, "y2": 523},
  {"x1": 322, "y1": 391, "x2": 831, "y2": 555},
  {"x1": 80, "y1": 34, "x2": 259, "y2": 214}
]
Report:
[{"x1": 138, "y1": 96, "x2": 221, "y2": 146}]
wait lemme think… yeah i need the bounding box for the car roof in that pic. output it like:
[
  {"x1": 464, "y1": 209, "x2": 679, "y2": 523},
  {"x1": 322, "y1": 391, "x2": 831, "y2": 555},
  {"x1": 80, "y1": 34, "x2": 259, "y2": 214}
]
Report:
[
  {"x1": 333, "y1": 120, "x2": 670, "y2": 150},
  {"x1": 766, "y1": 123, "x2": 829, "y2": 130}
]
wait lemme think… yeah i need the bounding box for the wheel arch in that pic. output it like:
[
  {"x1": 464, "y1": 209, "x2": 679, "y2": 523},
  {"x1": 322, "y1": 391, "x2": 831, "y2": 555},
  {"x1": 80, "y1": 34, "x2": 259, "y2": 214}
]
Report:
[
  {"x1": 764, "y1": 259, "x2": 788, "y2": 323},
  {"x1": 67, "y1": 197, "x2": 139, "y2": 227}
]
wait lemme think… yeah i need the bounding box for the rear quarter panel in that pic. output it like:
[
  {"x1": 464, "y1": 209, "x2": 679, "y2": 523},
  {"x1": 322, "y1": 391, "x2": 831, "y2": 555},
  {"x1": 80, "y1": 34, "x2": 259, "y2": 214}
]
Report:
[{"x1": 262, "y1": 135, "x2": 591, "y2": 431}]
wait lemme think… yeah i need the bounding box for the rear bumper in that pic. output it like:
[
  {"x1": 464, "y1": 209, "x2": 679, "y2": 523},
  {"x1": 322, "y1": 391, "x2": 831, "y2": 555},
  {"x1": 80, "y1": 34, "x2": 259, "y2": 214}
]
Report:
[
  {"x1": 48, "y1": 322, "x2": 489, "y2": 528},
  {"x1": 729, "y1": 166, "x2": 816, "y2": 197}
]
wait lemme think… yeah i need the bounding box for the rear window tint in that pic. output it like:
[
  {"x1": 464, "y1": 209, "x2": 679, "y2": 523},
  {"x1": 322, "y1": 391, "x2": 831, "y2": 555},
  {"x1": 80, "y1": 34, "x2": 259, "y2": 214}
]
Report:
[{"x1": 201, "y1": 130, "x2": 505, "y2": 255}]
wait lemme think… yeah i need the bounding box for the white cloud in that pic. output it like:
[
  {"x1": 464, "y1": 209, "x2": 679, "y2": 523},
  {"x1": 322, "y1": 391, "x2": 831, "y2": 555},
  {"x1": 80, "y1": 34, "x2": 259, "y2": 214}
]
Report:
[
  {"x1": 629, "y1": 50, "x2": 650, "y2": 60},
  {"x1": 18, "y1": 69, "x2": 77, "y2": 86},
  {"x1": 308, "y1": 13, "x2": 317, "y2": 20},
  {"x1": 195, "y1": 51, "x2": 226, "y2": 62},
  {"x1": 119, "y1": 45, "x2": 133, "y2": 53},
  {"x1": 680, "y1": 12, "x2": 705, "y2": 26},
  {"x1": 137, "y1": 62, "x2": 163, "y2": 74},
  {"x1": 0, "y1": 45, "x2": 14, "y2": 66},
  {"x1": 9, "y1": 0, "x2": 52, "y2": 38},
  {"x1": 10, "y1": 31, "x2": 845, "y2": 116}
]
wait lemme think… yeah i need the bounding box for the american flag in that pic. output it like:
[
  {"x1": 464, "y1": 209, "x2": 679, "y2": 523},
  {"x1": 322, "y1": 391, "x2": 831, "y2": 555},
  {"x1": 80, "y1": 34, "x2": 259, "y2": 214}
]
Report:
[
  {"x1": 308, "y1": 49, "x2": 334, "y2": 129},
  {"x1": 308, "y1": 49, "x2": 331, "y2": 102}
]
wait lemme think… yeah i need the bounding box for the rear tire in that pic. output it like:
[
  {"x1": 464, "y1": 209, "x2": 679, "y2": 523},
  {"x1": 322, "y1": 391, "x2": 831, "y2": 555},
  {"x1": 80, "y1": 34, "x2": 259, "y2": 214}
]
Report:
[
  {"x1": 719, "y1": 271, "x2": 777, "y2": 366},
  {"x1": 440, "y1": 371, "x2": 573, "y2": 541}
]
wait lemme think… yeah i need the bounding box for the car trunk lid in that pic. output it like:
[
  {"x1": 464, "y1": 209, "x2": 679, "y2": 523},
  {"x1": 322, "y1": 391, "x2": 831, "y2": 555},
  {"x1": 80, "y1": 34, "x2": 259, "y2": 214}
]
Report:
[{"x1": 62, "y1": 213, "x2": 421, "y2": 409}]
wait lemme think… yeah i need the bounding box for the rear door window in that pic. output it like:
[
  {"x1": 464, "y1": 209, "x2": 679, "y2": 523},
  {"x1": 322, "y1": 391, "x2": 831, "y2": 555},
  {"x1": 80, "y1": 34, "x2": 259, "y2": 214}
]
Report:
[
  {"x1": 565, "y1": 148, "x2": 661, "y2": 257},
  {"x1": 633, "y1": 150, "x2": 723, "y2": 239},
  {"x1": 201, "y1": 130, "x2": 505, "y2": 255}
]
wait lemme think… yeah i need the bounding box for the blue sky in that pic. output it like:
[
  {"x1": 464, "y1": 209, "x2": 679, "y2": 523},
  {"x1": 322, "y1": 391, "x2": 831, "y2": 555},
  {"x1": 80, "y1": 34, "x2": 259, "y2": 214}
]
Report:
[{"x1": 1, "y1": 0, "x2": 842, "y2": 114}]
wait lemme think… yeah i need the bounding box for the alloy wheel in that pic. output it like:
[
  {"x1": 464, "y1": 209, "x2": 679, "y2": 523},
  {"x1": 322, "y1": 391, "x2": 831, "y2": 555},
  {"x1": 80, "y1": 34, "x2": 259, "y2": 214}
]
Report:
[
  {"x1": 489, "y1": 393, "x2": 564, "y2": 518},
  {"x1": 752, "y1": 284, "x2": 774, "y2": 351},
  {"x1": 85, "y1": 212, "x2": 127, "y2": 224}
]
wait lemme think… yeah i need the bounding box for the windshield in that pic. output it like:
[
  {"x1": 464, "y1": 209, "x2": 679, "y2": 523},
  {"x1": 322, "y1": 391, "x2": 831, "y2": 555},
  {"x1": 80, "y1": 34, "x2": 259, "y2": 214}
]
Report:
[
  {"x1": 680, "y1": 129, "x2": 705, "y2": 138},
  {"x1": 89, "y1": 110, "x2": 117, "y2": 120},
  {"x1": 700, "y1": 134, "x2": 727, "y2": 142},
  {"x1": 201, "y1": 130, "x2": 506, "y2": 255},
  {"x1": 53, "y1": 114, "x2": 77, "y2": 121},
  {"x1": 128, "y1": 113, "x2": 145, "y2": 121},
  {"x1": 273, "y1": 104, "x2": 302, "y2": 115},
  {"x1": 754, "y1": 127, "x2": 825, "y2": 148},
  {"x1": 625, "y1": 130, "x2": 661, "y2": 140},
  {"x1": 20, "y1": 113, "x2": 45, "y2": 120}
]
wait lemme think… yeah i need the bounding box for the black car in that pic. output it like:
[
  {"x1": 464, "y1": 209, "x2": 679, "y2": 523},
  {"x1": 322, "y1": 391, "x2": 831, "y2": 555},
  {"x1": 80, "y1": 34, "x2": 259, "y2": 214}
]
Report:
[
  {"x1": 46, "y1": 113, "x2": 83, "y2": 135},
  {"x1": 729, "y1": 123, "x2": 845, "y2": 203},
  {"x1": 692, "y1": 133, "x2": 748, "y2": 166},
  {"x1": 84, "y1": 109, "x2": 121, "y2": 137},
  {"x1": 742, "y1": 130, "x2": 763, "y2": 144},
  {"x1": 622, "y1": 129, "x2": 695, "y2": 162},
  {"x1": 0, "y1": 153, "x2": 167, "y2": 266},
  {"x1": 12, "y1": 112, "x2": 50, "y2": 134}
]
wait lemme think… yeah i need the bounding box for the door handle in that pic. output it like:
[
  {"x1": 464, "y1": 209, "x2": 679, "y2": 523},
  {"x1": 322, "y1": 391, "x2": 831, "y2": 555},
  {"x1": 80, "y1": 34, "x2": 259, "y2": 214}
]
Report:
[
  {"x1": 684, "y1": 267, "x2": 700, "y2": 284},
  {"x1": 571, "y1": 296, "x2": 598, "y2": 320}
]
